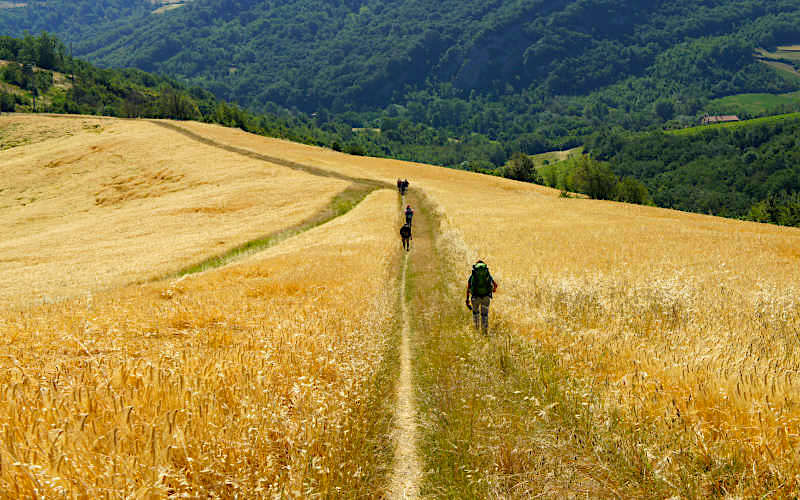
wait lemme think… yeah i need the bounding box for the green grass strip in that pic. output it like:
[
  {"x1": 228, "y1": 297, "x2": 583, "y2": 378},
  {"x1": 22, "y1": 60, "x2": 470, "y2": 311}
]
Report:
[
  {"x1": 668, "y1": 112, "x2": 800, "y2": 136},
  {"x1": 165, "y1": 183, "x2": 376, "y2": 279}
]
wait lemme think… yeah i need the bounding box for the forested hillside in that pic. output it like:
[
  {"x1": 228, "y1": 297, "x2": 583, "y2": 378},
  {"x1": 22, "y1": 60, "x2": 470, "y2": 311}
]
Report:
[
  {"x1": 3, "y1": 1, "x2": 800, "y2": 154},
  {"x1": 584, "y1": 114, "x2": 800, "y2": 224},
  {"x1": 0, "y1": 1, "x2": 151, "y2": 41},
  {"x1": 0, "y1": 33, "x2": 336, "y2": 146}
]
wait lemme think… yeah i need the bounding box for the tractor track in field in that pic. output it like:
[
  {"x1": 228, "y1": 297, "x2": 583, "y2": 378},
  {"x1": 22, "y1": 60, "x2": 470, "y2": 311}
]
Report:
[{"x1": 148, "y1": 120, "x2": 387, "y2": 188}]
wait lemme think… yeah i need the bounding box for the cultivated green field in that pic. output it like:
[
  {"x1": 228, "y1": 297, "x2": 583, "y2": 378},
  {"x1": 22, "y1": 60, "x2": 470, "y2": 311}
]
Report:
[
  {"x1": 755, "y1": 46, "x2": 800, "y2": 82},
  {"x1": 529, "y1": 146, "x2": 583, "y2": 166},
  {"x1": 708, "y1": 90, "x2": 800, "y2": 115},
  {"x1": 670, "y1": 112, "x2": 800, "y2": 135},
  {"x1": 757, "y1": 46, "x2": 800, "y2": 63}
]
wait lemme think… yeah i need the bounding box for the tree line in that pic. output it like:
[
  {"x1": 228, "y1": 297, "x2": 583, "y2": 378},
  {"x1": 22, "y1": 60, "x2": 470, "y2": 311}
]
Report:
[
  {"x1": 0, "y1": 33, "x2": 332, "y2": 145},
  {"x1": 4, "y1": 0, "x2": 800, "y2": 165},
  {"x1": 585, "y1": 115, "x2": 800, "y2": 225}
]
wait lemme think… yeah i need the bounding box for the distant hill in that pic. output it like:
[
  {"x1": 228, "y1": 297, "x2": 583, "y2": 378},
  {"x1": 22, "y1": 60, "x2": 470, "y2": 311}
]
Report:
[
  {"x1": 0, "y1": 33, "x2": 338, "y2": 148},
  {"x1": 3, "y1": 1, "x2": 800, "y2": 144}
]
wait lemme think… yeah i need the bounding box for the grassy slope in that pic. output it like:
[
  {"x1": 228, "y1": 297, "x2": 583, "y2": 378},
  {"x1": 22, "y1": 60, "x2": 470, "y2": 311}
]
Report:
[
  {"x1": 0, "y1": 114, "x2": 349, "y2": 306},
  {"x1": 529, "y1": 146, "x2": 583, "y2": 166},
  {"x1": 0, "y1": 60, "x2": 73, "y2": 112}
]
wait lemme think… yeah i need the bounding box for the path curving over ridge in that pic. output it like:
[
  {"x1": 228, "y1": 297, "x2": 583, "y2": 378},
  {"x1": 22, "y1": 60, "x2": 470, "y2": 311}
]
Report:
[{"x1": 147, "y1": 120, "x2": 392, "y2": 278}]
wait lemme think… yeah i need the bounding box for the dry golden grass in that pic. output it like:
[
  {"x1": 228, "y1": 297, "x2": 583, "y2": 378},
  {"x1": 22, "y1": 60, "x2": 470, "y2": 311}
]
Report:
[
  {"x1": 171, "y1": 122, "x2": 800, "y2": 491},
  {"x1": 0, "y1": 188, "x2": 399, "y2": 497},
  {"x1": 424, "y1": 186, "x2": 800, "y2": 493},
  {"x1": 8, "y1": 117, "x2": 800, "y2": 495},
  {"x1": 0, "y1": 115, "x2": 348, "y2": 306}
]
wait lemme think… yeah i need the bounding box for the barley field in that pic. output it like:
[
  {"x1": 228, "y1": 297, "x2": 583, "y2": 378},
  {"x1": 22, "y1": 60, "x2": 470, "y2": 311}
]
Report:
[
  {"x1": 4, "y1": 115, "x2": 800, "y2": 496},
  {"x1": 425, "y1": 181, "x2": 800, "y2": 493}
]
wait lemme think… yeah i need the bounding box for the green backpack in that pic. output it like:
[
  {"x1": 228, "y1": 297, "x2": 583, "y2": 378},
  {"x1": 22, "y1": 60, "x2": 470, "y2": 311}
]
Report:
[{"x1": 471, "y1": 263, "x2": 492, "y2": 296}]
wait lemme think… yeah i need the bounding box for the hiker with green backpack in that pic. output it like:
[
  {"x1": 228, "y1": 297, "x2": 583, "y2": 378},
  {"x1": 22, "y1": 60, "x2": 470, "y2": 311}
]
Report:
[{"x1": 466, "y1": 260, "x2": 498, "y2": 335}]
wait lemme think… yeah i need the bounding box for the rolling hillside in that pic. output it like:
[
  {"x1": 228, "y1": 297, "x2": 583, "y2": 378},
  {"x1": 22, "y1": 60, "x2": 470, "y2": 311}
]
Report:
[
  {"x1": 586, "y1": 113, "x2": 800, "y2": 220},
  {"x1": 0, "y1": 114, "x2": 350, "y2": 306},
  {"x1": 2, "y1": 114, "x2": 800, "y2": 496}
]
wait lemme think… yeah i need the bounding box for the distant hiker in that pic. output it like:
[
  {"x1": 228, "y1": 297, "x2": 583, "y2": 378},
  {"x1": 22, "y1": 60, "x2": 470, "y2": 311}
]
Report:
[
  {"x1": 404, "y1": 205, "x2": 414, "y2": 226},
  {"x1": 397, "y1": 178, "x2": 403, "y2": 194},
  {"x1": 466, "y1": 260, "x2": 498, "y2": 335},
  {"x1": 400, "y1": 223, "x2": 412, "y2": 251},
  {"x1": 402, "y1": 179, "x2": 409, "y2": 194}
]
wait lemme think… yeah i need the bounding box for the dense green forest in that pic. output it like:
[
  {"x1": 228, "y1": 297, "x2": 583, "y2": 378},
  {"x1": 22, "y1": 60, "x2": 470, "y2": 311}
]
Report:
[
  {"x1": 0, "y1": 1, "x2": 150, "y2": 41},
  {"x1": 3, "y1": 0, "x2": 800, "y2": 167},
  {"x1": 0, "y1": 33, "x2": 341, "y2": 145},
  {"x1": 584, "y1": 114, "x2": 800, "y2": 225}
]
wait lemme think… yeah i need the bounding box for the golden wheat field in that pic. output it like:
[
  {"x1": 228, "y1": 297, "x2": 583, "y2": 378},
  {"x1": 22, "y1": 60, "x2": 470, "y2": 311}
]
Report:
[
  {"x1": 0, "y1": 115, "x2": 348, "y2": 306},
  {"x1": 0, "y1": 176, "x2": 399, "y2": 497},
  {"x1": 168, "y1": 121, "x2": 800, "y2": 492},
  {"x1": 4, "y1": 115, "x2": 800, "y2": 495}
]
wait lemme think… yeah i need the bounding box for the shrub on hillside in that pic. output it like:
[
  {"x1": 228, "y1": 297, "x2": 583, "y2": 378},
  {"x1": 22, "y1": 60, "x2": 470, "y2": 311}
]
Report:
[
  {"x1": 569, "y1": 156, "x2": 617, "y2": 200},
  {"x1": 344, "y1": 143, "x2": 366, "y2": 156},
  {"x1": 0, "y1": 91, "x2": 14, "y2": 112},
  {"x1": 747, "y1": 192, "x2": 800, "y2": 227},
  {"x1": 502, "y1": 152, "x2": 543, "y2": 184},
  {"x1": 616, "y1": 176, "x2": 653, "y2": 205}
]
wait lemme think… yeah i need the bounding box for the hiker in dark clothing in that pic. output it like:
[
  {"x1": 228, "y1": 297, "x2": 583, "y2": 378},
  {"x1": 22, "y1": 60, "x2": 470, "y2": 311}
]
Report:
[
  {"x1": 400, "y1": 223, "x2": 412, "y2": 251},
  {"x1": 404, "y1": 205, "x2": 414, "y2": 226},
  {"x1": 466, "y1": 260, "x2": 498, "y2": 334},
  {"x1": 397, "y1": 178, "x2": 403, "y2": 194}
]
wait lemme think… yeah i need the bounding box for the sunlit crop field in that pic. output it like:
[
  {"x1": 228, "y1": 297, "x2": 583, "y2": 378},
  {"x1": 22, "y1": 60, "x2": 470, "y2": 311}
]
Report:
[
  {"x1": 0, "y1": 115, "x2": 347, "y2": 306},
  {"x1": 425, "y1": 185, "x2": 800, "y2": 493},
  {"x1": 174, "y1": 121, "x2": 800, "y2": 492},
  {"x1": 0, "y1": 187, "x2": 399, "y2": 497},
  {"x1": 6, "y1": 116, "x2": 800, "y2": 495}
]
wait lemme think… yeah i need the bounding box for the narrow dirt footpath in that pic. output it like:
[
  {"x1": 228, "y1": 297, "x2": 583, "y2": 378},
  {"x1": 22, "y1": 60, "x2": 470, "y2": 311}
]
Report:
[
  {"x1": 389, "y1": 254, "x2": 422, "y2": 499},
  {"x1": 388, "y1": 192, "x2": 425, "y2": 499}
]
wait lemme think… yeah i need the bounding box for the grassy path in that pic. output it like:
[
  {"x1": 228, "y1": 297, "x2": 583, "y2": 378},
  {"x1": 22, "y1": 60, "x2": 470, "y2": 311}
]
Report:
[
  {"x1": 164, "y1": 183, "x2": 374, "y2": 278},
  {"x1": 405, "y1": 191, "x2": 668, "y2": 498},
  {"x1": 389, "y1": 194, "x2": 424, "y2": 499}
]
